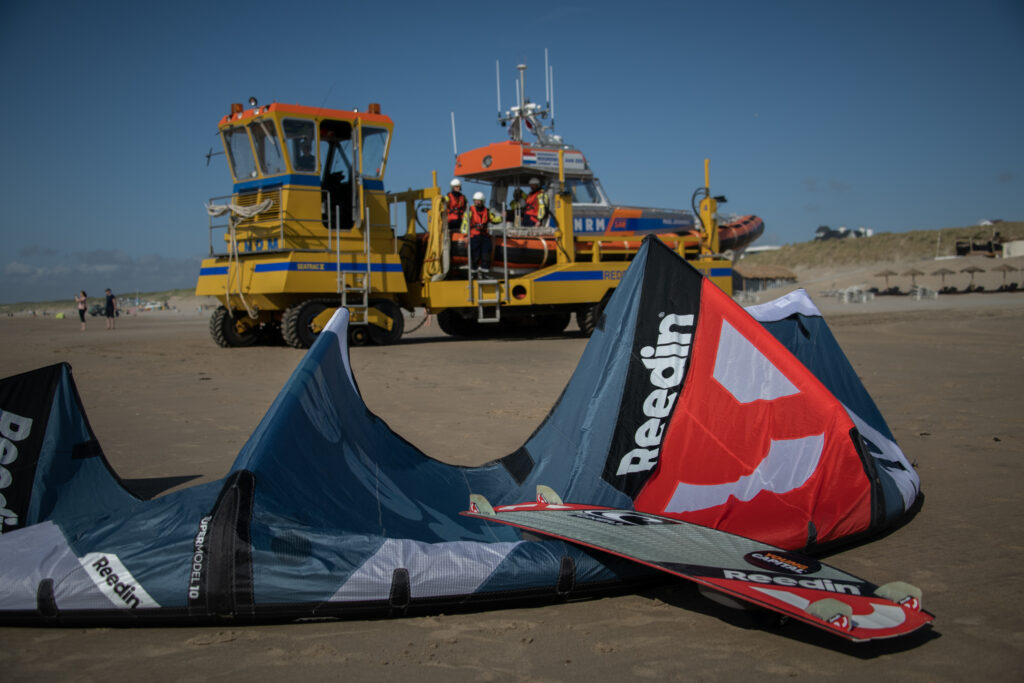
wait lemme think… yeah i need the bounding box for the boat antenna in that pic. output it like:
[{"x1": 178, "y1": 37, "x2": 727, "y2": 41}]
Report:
[
  {"x1": 549, "y1": 64, "x2": 555, "y2": 130},
  {"x1": 518, "y1": 63, "x2": 527, "y2": 115},
  {"x1": 450, "y1": 111, "x2": 458, "y2": 159},
  {"x1": 496, "y1": 60, "x2": 501, "y2": 123},
  {"x1": 544, "y1": 49, "x2": 550, "y2": 111}
]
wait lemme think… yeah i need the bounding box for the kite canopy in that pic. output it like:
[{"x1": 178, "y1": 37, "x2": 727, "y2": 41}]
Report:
[{"x1": 0, "y1": 238, "x2": 919, "y2": 625}]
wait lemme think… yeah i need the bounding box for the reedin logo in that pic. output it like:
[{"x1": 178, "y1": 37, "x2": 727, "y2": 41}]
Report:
[
  {"x1": 0, "y1": 409, "x2": 33, "y2": 533},
  {"x1": 570, "y1": 509, "x2": 679, "y2": 527},
  {"x1": 616, "y1": 313, "x2": 693, "y2": 476},
  {"x1": 188, "y1": 515, "x2": 212, "y2": 601},
  {"x1": 722, "y1": 569, "x2": 862, "y2": 595},
  {"x1": 80, "y1": 553, "x2": 160, "y2": 609},
  {"x1": 744, "y1": 550, "x2": 821, "y2": 576}
]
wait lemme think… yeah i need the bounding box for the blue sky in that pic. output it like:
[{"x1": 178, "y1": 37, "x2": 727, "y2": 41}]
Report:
[{"x1": 0, "y1": 0, "x2": 1020, "y2": 303}]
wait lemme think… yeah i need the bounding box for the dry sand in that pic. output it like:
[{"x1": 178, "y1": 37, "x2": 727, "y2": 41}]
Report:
[{"x1": 1, "y1": 290, "x2": 1022, "y2": 681}]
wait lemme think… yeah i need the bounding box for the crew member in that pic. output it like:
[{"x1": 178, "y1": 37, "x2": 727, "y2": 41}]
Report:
[
  {"x1": 507, "y1": 188, "x2": 525, "y2": 225},
  {"x1": 461, "y1": 191, "x2": 501, "y2": 276},
  {"x1": 523, "y1": 177, "x2": 547, "y2": 227},
  {"x1": 445, "y1": 179, "x2": 467, "y2": 233}
]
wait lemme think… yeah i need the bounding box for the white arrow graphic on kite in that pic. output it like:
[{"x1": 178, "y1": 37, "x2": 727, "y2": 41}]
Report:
[{"x1": 664, "y1": 320, "x2": 824, "y2": 513}]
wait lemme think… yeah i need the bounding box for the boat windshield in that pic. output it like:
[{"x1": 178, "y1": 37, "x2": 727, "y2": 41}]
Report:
[
  {"x1": 566, "y1": 177, "x2": 608, "y2": 206},
  {"x1": 249, "y1": 119, "x2": 286, "y2": 175},
  {"x1": 283, "y1": 118, "x2": 317, "y2": 173},
  {"x1": 223, "y1": 126, "x2": 259, "y2": 181}
]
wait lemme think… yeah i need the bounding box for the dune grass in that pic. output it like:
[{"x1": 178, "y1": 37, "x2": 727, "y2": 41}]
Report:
[{"x1": 744, "y1": 222, "x2": 1024, "y2": 269}]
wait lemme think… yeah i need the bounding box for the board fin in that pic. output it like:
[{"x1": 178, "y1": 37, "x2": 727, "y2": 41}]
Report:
[
  {"x1": 468, "y1": 494, "x2": 495, "y2": 517},
  {"x1": 805, "y1": 597, "x2": 853, "y2": 631},
  {"x1": 536, "y1": 485, "x2": 563, "y2": 505},
  {"x1": 874, "y1": 581, "x2": 923, "y2": 610}
]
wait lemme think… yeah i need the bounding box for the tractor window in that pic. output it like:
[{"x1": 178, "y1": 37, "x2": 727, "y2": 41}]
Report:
[
  {"x1": 248, "y1": 119, "x2": 286, "y2": 175},
  {"x1": 323, "y1": 138, "x2": 352, "y2": 180},
  {"x1": 319, "y1": 119, "x2": 354, "y2": 230},
  {"x1": 360, "y1": 126, "x2": 389, "y2": 179},
  {"x1": 283, "y1": 118, "x2": 317, "y2": 173},
  {"x1": 223, "y1": 126, "x2": 258, "y2": 180}
]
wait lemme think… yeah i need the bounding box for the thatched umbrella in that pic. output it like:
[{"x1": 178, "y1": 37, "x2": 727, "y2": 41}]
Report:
[
  {"x1": 960, "y1": 264, "x2": 985, "y2": 286},
  {"x1": 991, "y1": 262, "x2": 1019, "y2": 284},
  {"x1": 875, "y1": 269, "x2": 898, "y2": 287},
  {"x1": 931, "y1": 267, "x2": 957, "y2": 287},
  {"x1": 901, "y1": 267, "x2": 925, "y2": 287}
]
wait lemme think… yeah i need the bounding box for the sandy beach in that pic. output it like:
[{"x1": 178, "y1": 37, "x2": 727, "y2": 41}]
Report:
[{"x1": 1, "y1": 287, "x2": 1022, "y2": 681}]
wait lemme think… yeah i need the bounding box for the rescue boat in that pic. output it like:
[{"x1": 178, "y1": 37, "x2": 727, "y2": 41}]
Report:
[
  {"x1": 438, "y1": 63, "x2": 764, "y2": 277},
  {"x1": 446, "y1": 215, "x2": 764, "y2": 274}
]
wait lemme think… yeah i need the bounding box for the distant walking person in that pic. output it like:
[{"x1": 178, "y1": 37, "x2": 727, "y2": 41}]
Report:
[
  {"x1": 75, "y1": 291, "x2": 88, "y2": 331},
  {"x1": 104, "y1": 289, "x2": 118, "y2": 330}
]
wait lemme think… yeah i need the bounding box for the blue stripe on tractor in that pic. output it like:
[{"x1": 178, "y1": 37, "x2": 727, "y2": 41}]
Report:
[
  {"x1": 233, "y1": 174, "x2": 321, "y2": 193},
  {"x1": 535, "y1": 271, "x2": 606, "y2": 282},
  {"x1": 232, "y1": 175, "x2": 384, "y2": 193},
  {"x1": 199, "y1": 262, "x2": 402, "y2": 277},
  {"x1": 253, "y1": 262, "x2": 403, "y2": 274}
]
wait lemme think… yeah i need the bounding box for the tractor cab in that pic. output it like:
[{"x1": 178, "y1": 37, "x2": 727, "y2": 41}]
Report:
[{"x1": 213, "y1": 101, "x2": 393, "y2": 250}]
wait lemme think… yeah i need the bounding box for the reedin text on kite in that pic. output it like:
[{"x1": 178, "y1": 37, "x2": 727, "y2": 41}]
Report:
[
  {"x1": 0, "y1": 409, "x2": 33, "y2": 533},
  {"x1": 616, "y1": 313, "x2": 693, "y2": 476}
]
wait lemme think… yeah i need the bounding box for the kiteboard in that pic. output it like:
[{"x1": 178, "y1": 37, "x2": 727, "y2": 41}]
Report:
[{"x1": 462, "y1": 487, "x2": 933, "y2": 642}]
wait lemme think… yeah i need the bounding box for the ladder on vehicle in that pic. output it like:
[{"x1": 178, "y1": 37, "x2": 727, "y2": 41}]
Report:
[
  {"x1": 338, "y1": 207, "x2": 372, "y2": 325},
  {"x1": 465, "y1": 227, "x2": 510, "y2": 323}
]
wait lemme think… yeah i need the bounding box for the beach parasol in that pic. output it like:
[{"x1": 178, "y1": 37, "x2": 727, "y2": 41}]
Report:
[
  {"x1": 991, "y1": 262, "x2": 1019, "y2": 283},
  {"x1": 875, "y1": 269, "x2": 898, "y2": 287},
  {"x1": 901, "y1": 267, "x2": 925, "y2": 287},
  {"x1": 931, "y1": 267, "x2": 956, "y2": 287},
  {"x1": 960, "y1": 264, "x2": 985, "y2": 286}
]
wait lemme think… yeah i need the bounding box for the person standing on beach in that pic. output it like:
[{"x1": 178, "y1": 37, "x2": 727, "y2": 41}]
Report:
[
  {"x1": 104, "y1": 289, "x2": 117, "y2": 330},
  {"x1": 75, "y1": 291, "x2": 88, "y2": 331}
]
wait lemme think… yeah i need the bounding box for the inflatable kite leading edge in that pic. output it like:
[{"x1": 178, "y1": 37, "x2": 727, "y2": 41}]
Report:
[{"x1": 0, "y1": 237, "x2": 920, "y2": 625}]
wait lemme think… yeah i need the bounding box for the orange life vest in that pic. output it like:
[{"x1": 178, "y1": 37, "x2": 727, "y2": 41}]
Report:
[
  {"x1": 525, "y1": 189, "x2": 543, "y2": 221},
  {"x1": 468, "y1": 205, "x2": 493, "y2": 236},
  {"x1": 446, "y1": 191, "x2": 467, "y2": 222}
]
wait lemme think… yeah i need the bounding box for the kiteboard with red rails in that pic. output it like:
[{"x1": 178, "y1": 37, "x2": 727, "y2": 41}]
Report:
[{"x1": 463, "y1": 486, "x2": 934, "y2": 643}]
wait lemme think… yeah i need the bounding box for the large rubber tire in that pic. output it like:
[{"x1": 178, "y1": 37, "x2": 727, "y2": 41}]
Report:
[
  {"x1": 367, "y1": 299, "x2": 404, "y2": 346},
  {"x1": 282, "y1": 300, "x2": 329, "y2": 349},
  {"x1": 576, "y1": 291, "x2": 612, "y2": 337},
  {"x1": 210, "y1": 306, "x2": 259, "y2": 348},
  {"x1": 437, "y1": 309, "x2": 479, "y2": 337}
]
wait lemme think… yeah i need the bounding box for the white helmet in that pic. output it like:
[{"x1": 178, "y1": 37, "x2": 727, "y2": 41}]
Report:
[
  {"x1": 529, "y1": 177, "x2": 541, "y2": 186},
  {"x1": 472, "y1": 191, "x2": 486, "y2": 201},
  {"x1": 450, "y1": 178, "x2": 461, "y2": 187}
]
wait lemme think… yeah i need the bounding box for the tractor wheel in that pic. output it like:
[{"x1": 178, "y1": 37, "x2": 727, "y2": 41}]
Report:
[
  {"x1": 282, "y1": 300, "x2": 329, "y2": 349},
  {"x1": 210, "y1": 306, "x2": 259, "y2": 348},
  {"x1": 349, "y1": 326, "x2": 369, "y2": 346},
  {"x1": 437, "y1": 309, "x2": 479, "y2": 337},
  {"x1": 367, "y1": 299, "x2": 404, "y2": 346},
  {"x1": 576, "y1": 292, "x2": 612, "y2": 337}
]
